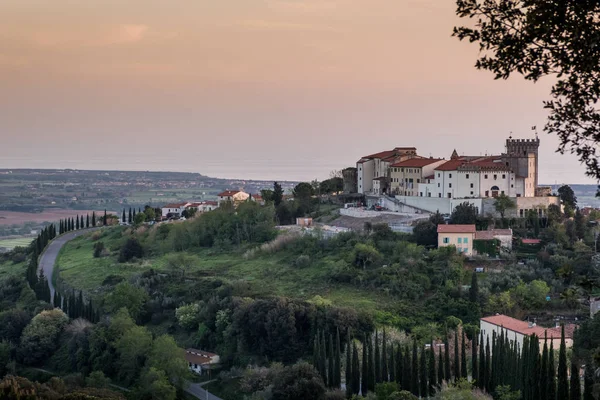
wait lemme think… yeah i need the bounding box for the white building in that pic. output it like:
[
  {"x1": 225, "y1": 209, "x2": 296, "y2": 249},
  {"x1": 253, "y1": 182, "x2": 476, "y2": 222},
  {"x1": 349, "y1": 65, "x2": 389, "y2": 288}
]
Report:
[
  {"x1": 184, "y1": 348, "x2": 220, "y2": 375},
  {"x1": 480, "y1": 315, "x2": 577, "y2": 352},
  {"x1": 161, "y1": 202, "x2": 190, "y2": 218},
  {"x1": 356, "y1": 147, "x2": 419, "y2": 194},
  {"x1": 217, "y1": 190, "x2": 250, "y2": 207}
]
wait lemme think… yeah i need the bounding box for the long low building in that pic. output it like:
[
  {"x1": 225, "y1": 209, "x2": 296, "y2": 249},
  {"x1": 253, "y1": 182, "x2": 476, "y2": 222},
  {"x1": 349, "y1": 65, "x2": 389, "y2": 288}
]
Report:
[{"x1": 480, "y1": 314, "x2": 577, "y2": 352}]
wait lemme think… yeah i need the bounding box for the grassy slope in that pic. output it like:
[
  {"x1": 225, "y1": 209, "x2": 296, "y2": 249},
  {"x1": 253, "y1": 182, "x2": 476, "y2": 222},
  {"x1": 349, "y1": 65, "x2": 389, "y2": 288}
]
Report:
[
  {"x1": 0, "y1": 258, "x2": 26, "y2": 280},
  {"x1": 56, "y1": 229, "x2": 398, "y2": 314},
  {"x1": 0, "y1": 237, "x2": 34, "y2": 250}
]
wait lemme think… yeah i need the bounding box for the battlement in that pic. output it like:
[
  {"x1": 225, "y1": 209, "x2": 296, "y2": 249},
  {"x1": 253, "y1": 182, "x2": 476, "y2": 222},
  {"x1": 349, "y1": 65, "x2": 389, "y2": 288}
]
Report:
[{"x1": 506, "y1": 138, "x2": 540, "y2": 145}]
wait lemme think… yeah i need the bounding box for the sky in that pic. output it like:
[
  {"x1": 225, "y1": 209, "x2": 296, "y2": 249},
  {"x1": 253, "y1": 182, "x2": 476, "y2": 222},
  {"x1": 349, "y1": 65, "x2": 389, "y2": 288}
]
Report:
[{"x1": 0, "y1": 0, "x2": 594, "y2": 184}]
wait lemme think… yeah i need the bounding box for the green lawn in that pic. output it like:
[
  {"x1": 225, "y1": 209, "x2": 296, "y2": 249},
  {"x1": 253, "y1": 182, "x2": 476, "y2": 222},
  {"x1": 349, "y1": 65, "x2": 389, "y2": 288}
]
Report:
[
  {"x1": 0, "y1": 237, "x2": 33, "y2": 250},
  {"x1": 55, "y1": 229, "x2": 400, "y2": 315}
]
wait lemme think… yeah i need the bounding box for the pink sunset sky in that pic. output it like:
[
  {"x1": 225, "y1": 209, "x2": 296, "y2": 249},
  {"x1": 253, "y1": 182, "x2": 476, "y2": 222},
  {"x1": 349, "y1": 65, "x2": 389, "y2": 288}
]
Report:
[{"x1": 0, "y1": 0, "x2": 593, "y2": 183}]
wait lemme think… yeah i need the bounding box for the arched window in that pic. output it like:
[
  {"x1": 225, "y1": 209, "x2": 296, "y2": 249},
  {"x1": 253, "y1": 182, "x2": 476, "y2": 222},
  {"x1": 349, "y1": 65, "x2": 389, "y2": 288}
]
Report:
[{"x1": 490, "y1": 186, "x2": 500, "y2": 198}]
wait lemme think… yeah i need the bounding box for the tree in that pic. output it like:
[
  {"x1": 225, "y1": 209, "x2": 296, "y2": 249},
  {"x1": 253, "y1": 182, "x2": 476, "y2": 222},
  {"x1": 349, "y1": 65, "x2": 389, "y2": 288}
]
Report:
[
  {"x1": 471, "y1": 333, "x2": 478, "y2": 389},
  {"x1": 352, "y1": 343, "x2": 360, "y2": 395},
  {"x1": 147, "y1": 335, "x2": 189, "y2": 387},
  {"x1": 93, "y1": 241, "x2": 105, "y2": 258},
  {"x1": 450, "y1": 202, "x2": 478, "y2": 225},
  {"x1": 558, "y1": 185, "x2": 578, "y2": 212},
  {"x1": 134, "y1": 212, "x2": 146, "y2": 225},
  {"x1": 334, "y1": 328, "x2": 341, "y2": 388},
  {"x1": 541, "y1": 335, "x2": 549, "y2": 400},
  {"x1": 115, "y1": 325, "x2": 153, "y2": 384},
  {"x1": 412, "y1": 220, "x2": 438, "y2": 247},
  {"x1": 328, "y1": 334, "x2": 334, "y2": 388},
  {"x1": 469, "y1": 272, "x2": 479, "y2": 304},
  {"x1": 575, "y1": 208, "x2": 586, "y2": 240},
  {"x1": 135, "y1": 367, "x2": 176, "y2": 400},
  {"x1": 438, "y1": 348, "x2": 444, "y2": 386},
  {"x1": 19, "y1": 309, "x2": 68, "y2": 365},
  {"x1": 362, "y1": 335, "x2": 369, "y2": 395},
  {"x1": 352, "y1": 243, "x2": 381, "y2": 269},
  {"x1": 293, "y1": 182, "x2": 314, "y2": 201},
  {"x1": 453, "y1": 331, "x2": 460, "y2": 381},
  {"x1": 382, "y1": 330, "x2": 388, "y2": 382},
  {"x1": 104, "y1": 283, "x2": 149, "y2": 321},
  {"x1": 558, "y1": 325, "x2": 570, "y2": 400},
  {"x1": 454, "y1": 2, "x2": 600, "y2": 180},
  {"x1": 549, "y1": 341, "x2": 557, "y2": 400},
  {"x1": 428, "y1": 345, "x2": 436, "y2": 396},
  {"x1": 122, "y1": 210, "x2": 126, "y2": 223},
  {"x1": 494, "y1": 193, "x2": 516, "y2": 220},
  {"x1": 460, "y1": 330, "x2": 468, "y2": 379},
  {"x1": 91, "y1": 212, "x2": 96, "y2": 227},
  {"x1": 270, "y1": 362, "x2": 326, "y2": 400},
  {"x1": 411, "y1": 339, "x2": 418, "y2": 396},
  {"x1": 273, "y1": 182, "x2": 284, "y2": 206},
  {"x1": 444, "y1": 337, "x2": 451, "y2": 384},
  {"x1": 103, "y1": 209, "x2": 107, "y2": 225},
  {"x1": 570, "y1": 361, "x2": 581, "y2": 400},
  {"x1": 86, "y1": 214, "x2": 90, "y2": 228},
  {"x1": 118, "y1": 238, "x2": 143, "y2": 262},
  {"x1": 128, "y1": 208, "x2": 132, "y2": 224},
  {"x1": 345, "y1": 333, "x2": 352, "y2": 397},
  {"x1": 419, "y1": 348, "x2": 427, "y2": 397},
  {"x1": 144, "y1": 206, "x2": 156, "y2": 222},
  {"x1": 583, "y1": 362, "x2": 594, "y2": 400},
  {"x1": 375, "y1": 330, "x2": 381, "y2": 383}
]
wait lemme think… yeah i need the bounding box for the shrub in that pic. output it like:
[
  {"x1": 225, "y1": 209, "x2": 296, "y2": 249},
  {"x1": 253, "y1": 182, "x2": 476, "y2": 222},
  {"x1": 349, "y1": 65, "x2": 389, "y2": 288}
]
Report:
[
  {"x1": 293, "y1": 255, "x2": 311, "y2": 268},
  {"x1": 118, "y1": 238, "x2": 143, "y2": 263},
  {"x1": 93, "y1": 242, "x2": 105, "y2": 258}
]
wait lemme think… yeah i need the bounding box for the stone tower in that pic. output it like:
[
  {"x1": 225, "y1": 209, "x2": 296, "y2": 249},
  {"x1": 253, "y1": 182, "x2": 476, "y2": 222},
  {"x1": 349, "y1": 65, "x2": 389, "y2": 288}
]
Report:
[{"x1": 503, "y1": 137, "x2": 540, "y2": 196}]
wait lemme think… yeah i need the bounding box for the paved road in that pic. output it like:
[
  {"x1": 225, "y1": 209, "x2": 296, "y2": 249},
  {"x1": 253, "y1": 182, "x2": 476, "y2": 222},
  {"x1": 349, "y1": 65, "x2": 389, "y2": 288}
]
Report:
[
  {"x1": 185, "y1": 382, "x2": 223, "y2": 400},
  {"x1": 39, "y1": 228, "x2": 99, "y2": 297}
]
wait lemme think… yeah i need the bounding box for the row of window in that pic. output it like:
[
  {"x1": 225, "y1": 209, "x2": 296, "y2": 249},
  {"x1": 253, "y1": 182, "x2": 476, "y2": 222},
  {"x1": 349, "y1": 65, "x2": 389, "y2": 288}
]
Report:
[
  {"x1": 437, "y1": 173, "x2": 508, "y2": 180},
  {"x1": 442, "y1": 237, "x2": 469, "y2": 244},
  {"x1": 391, "y1": 167, "x2": 421, "y2": 173}
]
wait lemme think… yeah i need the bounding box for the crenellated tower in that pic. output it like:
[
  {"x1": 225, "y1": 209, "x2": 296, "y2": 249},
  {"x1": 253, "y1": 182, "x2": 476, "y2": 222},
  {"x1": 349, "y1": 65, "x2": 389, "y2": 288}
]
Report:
[{"x1": 503, "y1": 136, "x2": 540, "y2": 197}]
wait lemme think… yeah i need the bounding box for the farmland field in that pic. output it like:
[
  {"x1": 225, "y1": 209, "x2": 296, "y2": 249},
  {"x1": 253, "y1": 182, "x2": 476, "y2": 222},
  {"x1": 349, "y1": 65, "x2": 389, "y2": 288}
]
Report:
[
  {"x1": 0, "y1": 237, "x2": 34, "y2": 250},
  {"x1": 0, "y1": 210, "x2": 117, "y2": 226}
]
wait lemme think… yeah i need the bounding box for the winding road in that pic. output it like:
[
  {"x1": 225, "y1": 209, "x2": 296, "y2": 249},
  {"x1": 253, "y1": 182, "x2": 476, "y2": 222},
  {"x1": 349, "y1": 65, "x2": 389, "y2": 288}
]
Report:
[{"x1": 39, "y1": 228, "x2": 99, "y2": 297}]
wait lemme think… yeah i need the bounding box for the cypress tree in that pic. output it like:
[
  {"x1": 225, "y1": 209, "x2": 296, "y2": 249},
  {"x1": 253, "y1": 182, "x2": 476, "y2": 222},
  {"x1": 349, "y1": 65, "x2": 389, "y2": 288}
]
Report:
[
  {"x1": 419, "y1": 347, "x2": 427, "y2": 397},
  {"x1": 81, "y1": 215, "x2": 84, "y2": 228},
  {"x1": 76, "y1": 215, "x2": 80, "y2": 229},
  {"x1": 541, "y1": 333, "x2": 549, "y2": 400},
  {"x1": 454, "y1": 330, "x2": 460, "y2": 381},
  {"x1": 320, "y1": 330, "x2": 328, "y2": 387},
  {"x1": 570, "y1": 361, "x2": 581, "y2": 400},
  {"x1": 86, "y1": 214, "x2": 90, "y2": 228},
  {"x1": 382, "y1": 329, "x2": 388, "y2": 382},
  {"x1": 396, "y1": 345, "x2": 403, "y2": 386},
  {"x1": 584, "y1": 362, "x2": 594, "y2": 400},
  {"x1": 352, "y1": 343, "x2": 360, "y2": 395},
  {"x1": 328, "y1": 334, "x2": 335, "y2": 388},
  {"x1": 122, "y1": 209, "x2": 126, "y2": 223},
  {"x1": 558, "y1": 325, "x2": 569, "y2": 400},
  {"x1": 411, "y1": 339, "x2": 419, "y2": 396},
  {"x1": 92, "y1": 212, "x2": 96, "y2": 227},
  {"x1": 335, "y1": 328, "x2": 341, "y2": 388},
  {"x1": 472, "y1": 332, "x2": 478, "y2": 387},
  {"x1": 438, "y1": 348, "x2": 444, "y2": 385},
  {"x1": 461, "y1": 330, "x2": 468, "y2": 379},
  {"x1": 103, "y1": 209, "x2": 107, "y2": 225},
  {"x1": 428, "y1": 344, "x2": 437, "y2": 396},
  {"x1": 375, "y1": 330, "x2": 381, "y2": 383},
  {"x1": 128, "y1": 208, "x2": 133, "y2": 224},
  {"x1": 549, "y1": 340, "x2": 557, "y2": 400},
  {"x1": 345, "y1": 334, "x2": 352, "y2": 397},
  {"x1": 389, "y1": 343, "x2": 396, "y2": 383},
  {"x1": 444, "y1": 336, "x2": 451, "y2": 385},
  {"x1": 53, "y1": 291, "x2": 59, "y2": 308},
  {"x1": 313, "y1": 333, "x2": 320, "y2": 371},
  {"x1": 469, "y1": 271, "x2": 479, "y2": 303},
  {"x1": 402, "y1": 345, "x2": 411, "y2": 391},
  {"x1": 484, "y1": 336, "x2": 491, "y2": 392},
  {"x1": 362, "y1": 336, "x2": 369, "y2": 395},
  {"x1": 368, "y1": 339, "x2": 375, "y2": 391}
]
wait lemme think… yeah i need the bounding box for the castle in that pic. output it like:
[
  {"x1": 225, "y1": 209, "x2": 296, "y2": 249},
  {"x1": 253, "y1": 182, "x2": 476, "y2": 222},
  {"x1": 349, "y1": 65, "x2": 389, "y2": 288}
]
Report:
[{"x1": 344, "y1": 136, "x2": 559, "y2": 217}]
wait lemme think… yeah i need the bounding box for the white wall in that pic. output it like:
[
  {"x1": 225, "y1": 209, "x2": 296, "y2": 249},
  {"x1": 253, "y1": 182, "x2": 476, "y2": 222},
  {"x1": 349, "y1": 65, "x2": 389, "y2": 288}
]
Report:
[
  {"x1": 394, "y1": 196, "x2": 484, "y2": 215},
  {"x1": 357, "y1": 160, "x2": 374, "y2": 194}
]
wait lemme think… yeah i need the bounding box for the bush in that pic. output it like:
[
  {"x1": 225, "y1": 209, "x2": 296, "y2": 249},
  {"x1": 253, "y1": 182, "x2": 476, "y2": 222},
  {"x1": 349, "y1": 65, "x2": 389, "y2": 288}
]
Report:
[
  {"x1": 118, "y1": 238, "x2": 143, "y2": 263},
  {"x1": 93, "y1": 242, "x2": 105, "y2": 258},
  {"x1": 293, "y1": 255, "x2": 311, "y2": 268}
]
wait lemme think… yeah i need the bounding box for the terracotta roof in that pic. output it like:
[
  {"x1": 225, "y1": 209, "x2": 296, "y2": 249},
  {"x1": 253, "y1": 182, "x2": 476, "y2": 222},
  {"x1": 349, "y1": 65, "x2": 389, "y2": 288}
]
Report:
[
  {"x1": 184, "y1": 348, "x2": 218, "y2": 365},
  {"x1": 475, "y1": 229, "x2": 513, "y2": 240},
  {"x1": 391, "y1": 158, "x2": 443, "y2": 168},
  {"x1": 163, "y1": 202, "x2": 189, "y2": 209},
  {"x1": 459, "y1": 160, "x2": 512, "y2": 172},
  {"x1": 521, "y1": 238, "x2": 541, "y2": 244},
  {"x1": 424, "y1": 175, "x2": 434, "y2": 180},
  {"x1": 437, "y1": 224, "x2": 476, "y2": 233},
  {"x1": 188, "y1": 202, "x2": 203, "y2": 208},
  {"x1": 435, "y1": 160, "x2": 465, "y2": 171},
  {"x1": 203, "y1": 201, "x2": 218, "y2": 206},
  {"x1": 361, "y1": 147, "x2": 418, "y2": 161},
  {"x1": 481, "y1": 315, "x2": 577, "y2": 339},
  {"x1": 218, "y1": 190, "x2": 241, "y2": 197}
]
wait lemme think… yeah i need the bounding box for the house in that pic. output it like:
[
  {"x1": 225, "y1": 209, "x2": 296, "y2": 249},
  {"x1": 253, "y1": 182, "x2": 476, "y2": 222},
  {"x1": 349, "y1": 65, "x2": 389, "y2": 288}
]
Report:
[
  {"x1": 249, "y1": 194, "x2": 265, "y2": 205},
  {"x1": 296, "y1": 217, "x2": 313, "y2": 227},
  {"x1": 356, "y1": 147, "x2": 419, "y2": 194},
  {"x1": 437, "y1": 224, "x2": 476, "y2": 256},
  {"x1": 474, "y1": 229, "x2": 513, "y2": 250},
  {"x1": 161, "y1": 202, "x2": 190, "y2": 218},
  {"x1": 184, "y1": 348, "x2": 220, "y2": 375},
  {"x1": 480, "y1": 314, "x2": 577, "y2": 352},
  {"x1": 389, "y1": 158, "x2": 445, "y2": 196},
  {"x1": 217, "y1": 190, "x2": 249, "y2": 207},
  {"x1": 199, "y1": 201, "x2": 218, "y2": 212}
]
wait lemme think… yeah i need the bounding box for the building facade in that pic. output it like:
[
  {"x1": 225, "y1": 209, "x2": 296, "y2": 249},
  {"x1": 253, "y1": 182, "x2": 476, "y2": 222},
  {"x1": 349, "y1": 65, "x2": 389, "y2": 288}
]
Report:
[
  {"x1": 217, "y1": 190, "x2": 250, "y2": 207},
  {"x1": 184, "y1": 348, "x2": 220, "y2": 375},
  {"x1": 437, "y1": 224, "x2": 476, "y2": 256},
  {"x1": 356, "y1": 147, "x2": 419, "y2": 194},
  {"x1": 389, "y1": 158, "x2": 445, "y2": 196}
]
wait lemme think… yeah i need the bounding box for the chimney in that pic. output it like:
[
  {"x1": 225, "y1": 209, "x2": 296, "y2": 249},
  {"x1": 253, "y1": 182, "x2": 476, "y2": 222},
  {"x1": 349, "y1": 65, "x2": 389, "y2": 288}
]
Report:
[{"x1": 528, "y1": 321, "x2": 533, "y2": 328}]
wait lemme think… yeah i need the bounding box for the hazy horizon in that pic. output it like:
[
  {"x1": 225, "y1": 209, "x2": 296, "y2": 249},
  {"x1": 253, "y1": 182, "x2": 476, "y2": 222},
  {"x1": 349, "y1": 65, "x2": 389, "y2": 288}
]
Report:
[{"x1": 1, "y1": 0, "x2": 596, "y2": 184}]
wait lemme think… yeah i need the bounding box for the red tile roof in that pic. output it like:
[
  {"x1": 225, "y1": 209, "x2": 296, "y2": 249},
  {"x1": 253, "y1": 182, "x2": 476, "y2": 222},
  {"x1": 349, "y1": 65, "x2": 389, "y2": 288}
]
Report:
[
  {"x1": 391, "y1": 158, "x2": 443, "y2": 168},
  {"x1": 184, "y1": 348, "x2": 218, "y2": 365},
  {"x1": 435, "y1": 160, "x2": 466, "y2": 171},
  {"x1": 218, "y1": 190, "x2": 241, "y2": 197},
  {"x1": 424, "y1": 175, "x2": 434, "y2": 180},
  {"x1": 360, "y1": 147, "x2": 418, "y2": 161},
  {"x1": 203, "y1": 201, "x2": 218, "y2": 206},
  {"x1": 437, "y1": 224, "x2": 476, "y2": 233},
  {"x1": 521, "y1": 238, "x2": 541, "y2": 244},
  {"x1": 163, "y1": 202, "x2": 189, "y2": 209},
  {"x1": 475, "y1": 229, "x2": 513, "y2": 240},
  {"x1": 481, "y1": 315, "x2": 577, "y2": 339}
]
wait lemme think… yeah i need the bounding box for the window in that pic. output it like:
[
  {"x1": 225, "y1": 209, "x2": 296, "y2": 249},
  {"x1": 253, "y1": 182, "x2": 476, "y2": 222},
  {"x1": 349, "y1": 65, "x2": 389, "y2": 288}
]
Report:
[
  {"x1": 458, "y1": 238, "x2": 462, "y2": 244},
  {"x1": 519, "y1": 209, "x2": 524, "y2": 217},
  {"x1": 485, "y1": 190, "x2": 489, "y2": 197},
  {"x1": 449, "y1": 173, "x2": 452, "y2": 178},
  {"x1": 438, "y1": 173, "x2": 440, "y2": 178},
  {"x1": 428, "y1": 193, "x2": 431, "y2": 197},
  {"x1": 439, "y1": 193, "x2": 442, "y2": 198},
  {"x1": 466, "y1": 174, "x2": 470, "y2": 179},
  {"x1": 484, "y1": 174, "x2": 488, "y2": 179},
  {"x1": 443, "y1": 237, "x2": 449, "y2": 244},
  {"x1": 501, "y1": 191, "x2": 505, "y2": 195},
  {"x1": 457, "y1": 248, "x2": 462, "y2": 253},
  {"x1": 470, "y1": 191, "x2": 474, "y2": 195},
  {"x1": 438, "y1": 183, "x2": 440, "y2": 188},
  {"x1": 511, "y1": 184, "x2": 514, "y2": 188},
  {"x1": 417, "y1": 179, "x2": 420, "y2": 183},
  {"x1": 470, "y1": 183, "x2": 474, "y2": 188},
  {"x1": 420, "y1": 192, "x2": 423, "y2": 197},
  {"x1": 449, "y1": 183, "x2": 452, "y2": 188},
  {"x1": 464, "y1": 237, "x2": 468, "y2": 244},
  {"x1": 447, "y1": 193, "x2": 451, "y2": 198},
  {"x1": 502, "y1": 174, "x2": 506, "y2": 179},
  {"x1": 494, "y1": 174, "x2": 497, "y2": 180},
  {"x1": 401, "y1": 168, "x2": 404, "y2": 172}
]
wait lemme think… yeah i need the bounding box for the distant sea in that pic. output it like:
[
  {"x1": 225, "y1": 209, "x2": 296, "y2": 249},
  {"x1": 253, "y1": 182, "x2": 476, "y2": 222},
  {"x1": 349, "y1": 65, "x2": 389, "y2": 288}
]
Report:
[{"x1": 544, "y1": 184, "x2": 600, "y2": 208}]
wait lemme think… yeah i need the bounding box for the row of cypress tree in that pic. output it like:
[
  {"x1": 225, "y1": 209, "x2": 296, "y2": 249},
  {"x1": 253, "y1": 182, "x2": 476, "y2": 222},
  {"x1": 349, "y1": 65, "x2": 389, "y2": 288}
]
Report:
[
  {"x1": 52, "y1": 289, "x2": 99, "y2": 322},
  {"x1": 317, "y1": 325, "x2": 593, "y2": 399},
  {"x1": 58, "y1": 210, "x2": 108, "y2": 235},
  {"x1": 123, "y1": 207, "x2": 143, "y2": 224}
]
